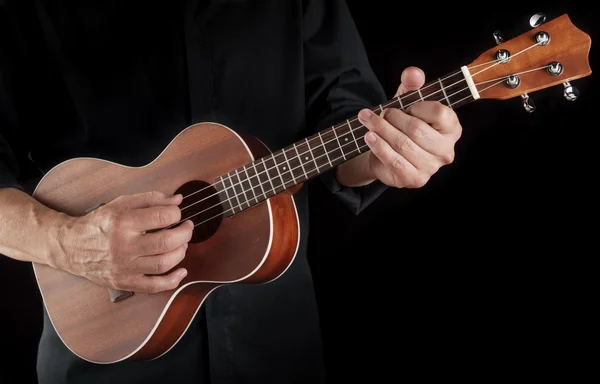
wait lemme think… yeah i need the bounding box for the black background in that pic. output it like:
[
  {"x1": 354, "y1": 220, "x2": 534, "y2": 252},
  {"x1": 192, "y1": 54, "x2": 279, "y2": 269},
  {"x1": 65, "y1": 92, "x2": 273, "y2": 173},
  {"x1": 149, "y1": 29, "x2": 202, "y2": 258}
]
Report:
[{"x1": 1, "y1": 1, "x2": 596, "y2": 383}]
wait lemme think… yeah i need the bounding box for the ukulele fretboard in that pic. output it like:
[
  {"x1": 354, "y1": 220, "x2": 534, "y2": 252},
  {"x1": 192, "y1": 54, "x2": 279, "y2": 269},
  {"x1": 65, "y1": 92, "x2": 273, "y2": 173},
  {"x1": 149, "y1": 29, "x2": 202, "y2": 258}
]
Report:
[{"x1": 217, "y1": 67, "x2": 476, "y2": 215}]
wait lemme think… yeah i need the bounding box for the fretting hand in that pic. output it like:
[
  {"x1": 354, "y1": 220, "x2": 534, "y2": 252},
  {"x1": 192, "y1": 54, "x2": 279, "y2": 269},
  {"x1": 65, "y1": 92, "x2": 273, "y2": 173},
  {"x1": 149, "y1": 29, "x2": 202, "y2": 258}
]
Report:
[{"x1": 359, "y1": 66, "x2": 462, "y2": 189}]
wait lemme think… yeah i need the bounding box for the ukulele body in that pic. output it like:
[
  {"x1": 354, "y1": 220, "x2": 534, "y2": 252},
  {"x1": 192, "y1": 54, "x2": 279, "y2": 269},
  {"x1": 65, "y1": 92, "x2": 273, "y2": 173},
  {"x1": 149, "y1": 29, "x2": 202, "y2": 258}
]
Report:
[{"x1": 31, "y1": 122, "x2": 301, "y2": 364}]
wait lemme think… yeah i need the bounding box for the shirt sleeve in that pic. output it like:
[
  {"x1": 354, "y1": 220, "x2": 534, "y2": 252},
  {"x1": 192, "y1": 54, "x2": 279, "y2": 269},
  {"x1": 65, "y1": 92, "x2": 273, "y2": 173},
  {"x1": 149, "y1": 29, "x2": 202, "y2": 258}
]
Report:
[
  {"x1": 302, "y1": 0, "x2": 388, "y2": 215},
  {"x1": 0, "y1": 6, "x2": 25, "y2": 192}
]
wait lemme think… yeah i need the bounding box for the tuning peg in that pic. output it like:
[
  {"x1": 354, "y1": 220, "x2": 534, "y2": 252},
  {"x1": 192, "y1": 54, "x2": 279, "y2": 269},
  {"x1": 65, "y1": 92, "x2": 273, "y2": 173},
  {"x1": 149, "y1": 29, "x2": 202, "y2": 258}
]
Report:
[
  {"x1": 563, "y1": 81, "x2": 580, "y2": 101},
  {"x1": 530, "y1": 13, "x2": 547, "y2": 28},
  {"x1": 522, "y1": 93, "x2": 535, "y2": 112},
  {"x1": 493, "y1": 30, "x2": 504, "y2": 45}
]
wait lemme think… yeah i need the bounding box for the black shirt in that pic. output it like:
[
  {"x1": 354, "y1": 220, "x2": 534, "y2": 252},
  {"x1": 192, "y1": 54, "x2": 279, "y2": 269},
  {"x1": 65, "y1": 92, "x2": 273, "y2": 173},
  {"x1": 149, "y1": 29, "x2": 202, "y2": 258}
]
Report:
[{"x1": 0, "y1": 1, "x2": 387, "y2": 382}]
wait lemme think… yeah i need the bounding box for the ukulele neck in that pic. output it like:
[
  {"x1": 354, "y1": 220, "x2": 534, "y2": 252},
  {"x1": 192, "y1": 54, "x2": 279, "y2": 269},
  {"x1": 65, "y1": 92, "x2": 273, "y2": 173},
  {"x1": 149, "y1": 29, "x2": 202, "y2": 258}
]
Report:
[{"x1": 216, "y1": 66, "x2": 478, "y2": 216}]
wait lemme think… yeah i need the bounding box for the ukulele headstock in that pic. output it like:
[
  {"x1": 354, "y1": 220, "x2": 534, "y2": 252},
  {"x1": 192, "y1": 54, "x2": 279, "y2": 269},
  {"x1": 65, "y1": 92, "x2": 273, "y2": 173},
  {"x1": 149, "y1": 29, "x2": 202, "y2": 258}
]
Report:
[{"x1": 467, "y1": 13, "x2": 591, "y2": 111}]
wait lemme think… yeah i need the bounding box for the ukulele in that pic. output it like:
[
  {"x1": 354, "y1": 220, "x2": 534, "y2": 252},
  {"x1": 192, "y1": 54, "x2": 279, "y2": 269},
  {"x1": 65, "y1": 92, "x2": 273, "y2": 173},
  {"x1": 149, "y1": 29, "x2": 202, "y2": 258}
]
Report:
[{"x1": 31, "y1": 13, "x2": 592, "y2": 363}]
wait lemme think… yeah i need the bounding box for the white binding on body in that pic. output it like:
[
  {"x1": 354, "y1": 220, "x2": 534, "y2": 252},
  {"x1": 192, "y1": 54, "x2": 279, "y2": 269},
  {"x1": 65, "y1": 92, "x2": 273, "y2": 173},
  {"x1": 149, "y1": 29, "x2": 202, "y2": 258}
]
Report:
[
  {"x1": 460, "y1": 65, "x2": 480, "y2": 100},
  {"x1": 32, "y1": 122, "x2": 301, "y2": 364}
]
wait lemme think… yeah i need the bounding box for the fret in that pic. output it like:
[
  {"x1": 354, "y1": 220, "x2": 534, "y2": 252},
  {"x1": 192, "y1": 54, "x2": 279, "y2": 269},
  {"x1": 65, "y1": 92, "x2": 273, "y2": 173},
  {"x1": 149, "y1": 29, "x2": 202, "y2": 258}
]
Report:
[
  {"x1": 281, "y1": 148, "x2": 296, "y2": 184},
  {"x1": 272, "y1": 151, "x2": 290, "y2": 189},
  {"x1": 318, "y1": 131, "x2": 333, "y2": 167},
  {"x1": 440, "y1": 71, "x2": 472, "y2": 109},
  {"x1": 292, "y1": 143, "x2": 308, "y2": 180},
  {"x1": 283, "y1": 147, "x2": 305, "y2": 183},
  {"x1": 218, "y1": 176, "x2": 235, "y2": 215},
  {"x1": 208, "y1": 67, "x2": 476, "y2": 217},
  {"x1": 259, "y1": 158, "x2": 277, "y2": 194},
  {"x1": 225, "y1": 173, "x2": 243, "y2": 213},
  {"x1": 252, "y1": 161, "x2": 268, "y2": 200},
  {"x1": 242, "y1": 165, "x2": 260, "y2": 204},
  {"x1": 263, "y1": 156, "x2": 282, "y2": 193},
  {"x1": 234, "y1": 169, "x2": 251, "y2": 208},
  {"x1": 297, "y1": 141, "x2": 319, "y2": 177},
  {"x1": 305, "y1": 138, "x2": 320, "y2": 173},
  {"x1": 335, "y1": 122, "x2": 355, "y2": 160},
  {"x1": 310, "y1": 136, "x2": 330, "y2": 171},
  {"x1": 400, "y1": 90, "x2": 422, "y2": 108},
  {"x1": 272, "y1": 153, "x2": 287, "y2": 190},
  {"x1": 440, "y1": 72, "x2": 468, "y2": 98},
  {"x1": 347, "y1": 119, "x2": 361, "y2": 153},
  {"x1": 438, "y1": 78, "x2": 452, "y2": 107},
  {"x1": 397, "y1": 95, "x2": 404, "y2": 110},
  {"x1": 331, "y1": 126, "x2": 346, "y2": 161}
]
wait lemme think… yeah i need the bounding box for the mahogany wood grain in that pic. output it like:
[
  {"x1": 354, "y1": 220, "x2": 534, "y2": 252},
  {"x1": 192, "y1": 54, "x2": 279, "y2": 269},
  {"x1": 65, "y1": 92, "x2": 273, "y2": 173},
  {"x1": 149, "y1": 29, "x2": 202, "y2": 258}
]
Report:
[
  {"x1": 28, "y1": 13, "x2": 592, "y2": 364},
  {"x1": 32, "y1": 122, "x2": 300, "y2": 363}
]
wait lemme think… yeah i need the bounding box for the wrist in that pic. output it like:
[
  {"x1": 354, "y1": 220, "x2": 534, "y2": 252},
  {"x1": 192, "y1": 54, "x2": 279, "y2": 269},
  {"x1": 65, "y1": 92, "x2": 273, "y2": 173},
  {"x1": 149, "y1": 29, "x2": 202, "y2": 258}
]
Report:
[{"x1": 44, "y1": 210, "x2": 75, "y2": 271}]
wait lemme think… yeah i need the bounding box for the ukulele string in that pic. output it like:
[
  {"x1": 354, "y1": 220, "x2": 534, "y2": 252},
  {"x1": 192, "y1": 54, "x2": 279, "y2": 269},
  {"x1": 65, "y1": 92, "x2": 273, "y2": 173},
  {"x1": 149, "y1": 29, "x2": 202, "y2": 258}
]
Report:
[
  {"x1": 165, "y1": 81, "x2": 472, "y2": 229},
  {"x1": 469, "y1": 40, "x2": 546, "y2": 78},
  {"x1": 178, "y1": 65, "x2": 548, "y2": 231},
  {"x1": 172, "y1": 76, "x2": 507, "y2": 229},
  {"x1": 172, "y1": 71, "x2": 473, "y2": 217},
  {"x1": 173, "y1": 40, "x2": 545, "y2": 210},
  {"x1": 474, "y1": 64, "x2": 552, "y2": 86},
  {"x1": 171, "y1": 42, "x2": 547, "y2": 221},
  {"x1": 168, "y1": 70, "x2": 466, "y2": 209}
]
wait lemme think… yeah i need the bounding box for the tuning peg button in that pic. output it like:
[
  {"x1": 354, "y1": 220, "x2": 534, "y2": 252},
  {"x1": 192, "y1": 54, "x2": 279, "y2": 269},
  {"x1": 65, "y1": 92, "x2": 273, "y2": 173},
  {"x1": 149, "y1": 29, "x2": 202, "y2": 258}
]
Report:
[
  {"x1": 522, "y1": 93, "x2": 535, "y2": 112},
  {"x1": 493, "y1": 30, "x2": 504, "y2": 45},
  {"x1": 563, "y1": 81, "x2": 579, "y2": 101},
  {"x1": 530, "y1": 13, "x2": 547, "y2": 28}
]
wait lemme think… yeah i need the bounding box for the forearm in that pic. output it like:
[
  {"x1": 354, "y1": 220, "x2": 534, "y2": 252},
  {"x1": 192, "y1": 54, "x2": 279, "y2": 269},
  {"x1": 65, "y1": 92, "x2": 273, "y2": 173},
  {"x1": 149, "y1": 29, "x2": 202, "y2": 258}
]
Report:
[
  {"x1": 335, "y1": 152, "x2": 377, "y2": 187},
  {"x1": 0, "y1": 187, "x2": 68, "y2": 267}
]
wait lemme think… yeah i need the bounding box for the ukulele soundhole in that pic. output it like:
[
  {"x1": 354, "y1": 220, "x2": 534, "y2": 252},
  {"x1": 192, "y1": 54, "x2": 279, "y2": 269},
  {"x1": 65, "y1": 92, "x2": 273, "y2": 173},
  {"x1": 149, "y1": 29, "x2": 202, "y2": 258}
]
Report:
[{"x1": 174, "y1": 180, "x2": 224, "y2": 244}]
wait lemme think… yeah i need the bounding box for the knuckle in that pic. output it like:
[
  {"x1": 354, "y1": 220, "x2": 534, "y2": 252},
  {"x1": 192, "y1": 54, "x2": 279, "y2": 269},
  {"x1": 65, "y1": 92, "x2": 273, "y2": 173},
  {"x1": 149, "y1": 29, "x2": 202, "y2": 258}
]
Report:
[
  {"x1": 102, "y1": 211, "x2": 121, "y2": 232},
  {"x1": 407, "y1": 117, "x2": 424, "y2": 136},
  {"x1": 153, "y1": 209, "x2": 169, "y2": 226},
  {"x1": 394, "y1": 133, "x2": 411, "y2": 153},
  {"x1": 107, "y1": 242, "x2": 121, "y2": 262},
  {"x1": 410, "y1": 174, "x2": 429, "y2": 188},
  {"x1": 154, "y1": 258, "x2": 165, "y2": 274},
  {"x1": 147, "y1": 190, "x2": 162, "y2": 200},
  {"x1": 442, "y1": 150, "x2": 455, "y2": 164},
  {"x1": 381, "y1": 107, "x2": 397, "y2": 122},
  {"x1": 434, "y1": 103, "x2": 452, "y2": 122},
  {"x1": 391, "y1": 154, "x2": 405, "y2": 170},
  {"x1": 155, "y1": 233, "x2": 171, "y2": 252},
  {"x1": 155, "y1": 206, "x2": 180, "y2": 227}
]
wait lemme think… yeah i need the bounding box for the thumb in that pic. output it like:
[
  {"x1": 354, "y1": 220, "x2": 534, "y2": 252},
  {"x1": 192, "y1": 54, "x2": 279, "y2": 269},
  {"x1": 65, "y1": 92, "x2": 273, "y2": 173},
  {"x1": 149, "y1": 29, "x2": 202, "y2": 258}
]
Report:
[
  {"x1": 394, "y1": 66, "x2": 426, "y2": 96},
  {"x1": 114, "y1": 191, "x2": 183, "y2": 210}
]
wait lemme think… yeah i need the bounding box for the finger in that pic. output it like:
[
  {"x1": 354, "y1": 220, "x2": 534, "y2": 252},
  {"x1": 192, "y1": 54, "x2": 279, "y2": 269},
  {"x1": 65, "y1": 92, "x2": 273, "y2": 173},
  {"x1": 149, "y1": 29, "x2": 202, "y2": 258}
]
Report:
[
  {"x1": 127, "y1": 267, "x2": 188, "y2": 293},
  {"x1": 125, "y1": 204, "x2": 182, "y2": 232},
  {"x1": 363, "y1": 128, "x2": 417, "y2": 176},
  {"x1": 395, "y1": 66, "x2": 426, "y2": 96},
  {"x1": 115, "y1": 191, "x2": 183, "y2": 210},
  {"x1": 359, "y1": 109, "x2": 438, "y2": 172},
  {"x1": 133, "y1": 220, "x2": 194, "y2": 257},
  {"x1": 133, "y1": 243, "x2": 188, "y2": 275},
  {"x1": 405, "y1": 101, "x2": 460, "y2": 136},
  {"x1": 380, "y1": 108, "x2": 446, "y2": 156}
]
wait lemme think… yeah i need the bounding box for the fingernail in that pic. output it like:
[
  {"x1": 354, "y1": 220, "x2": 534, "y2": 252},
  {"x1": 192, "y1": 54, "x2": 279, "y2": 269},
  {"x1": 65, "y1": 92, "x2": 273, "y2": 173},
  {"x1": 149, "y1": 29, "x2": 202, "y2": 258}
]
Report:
[
  {"x1": 365, "y1": 132, "x2": 377, "y2": 144},
  {"x1": 358, "y1": 109, "x2": 372, "y2": 121},
  {"x1": 184, "y1": 243, "x2": 189, "y2": 250},
  {"x1": 180, "y1": 269, "x2": 187, "y2": 278}
]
